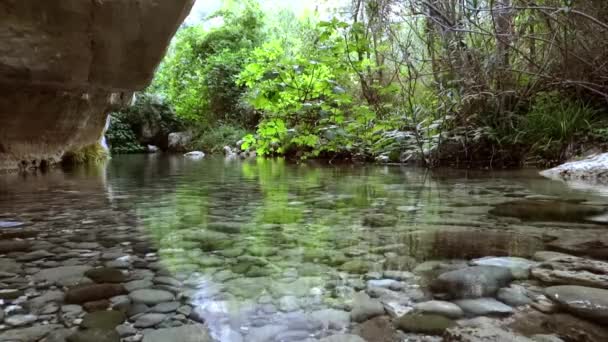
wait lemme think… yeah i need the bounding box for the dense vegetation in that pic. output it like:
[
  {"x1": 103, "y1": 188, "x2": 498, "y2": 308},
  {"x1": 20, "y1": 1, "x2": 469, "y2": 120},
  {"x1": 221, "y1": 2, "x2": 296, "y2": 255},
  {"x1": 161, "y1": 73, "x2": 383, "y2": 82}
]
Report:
[{"x1": 113, "y1": 0, "x2": 608, "y2": 168}]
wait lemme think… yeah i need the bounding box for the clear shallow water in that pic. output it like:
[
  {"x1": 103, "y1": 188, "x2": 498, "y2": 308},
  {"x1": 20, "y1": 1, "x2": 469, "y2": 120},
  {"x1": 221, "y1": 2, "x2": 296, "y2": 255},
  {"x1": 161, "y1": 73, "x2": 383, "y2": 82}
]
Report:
[{"x1": 1, "y1": 155, "x2": 607, "y2": 340}]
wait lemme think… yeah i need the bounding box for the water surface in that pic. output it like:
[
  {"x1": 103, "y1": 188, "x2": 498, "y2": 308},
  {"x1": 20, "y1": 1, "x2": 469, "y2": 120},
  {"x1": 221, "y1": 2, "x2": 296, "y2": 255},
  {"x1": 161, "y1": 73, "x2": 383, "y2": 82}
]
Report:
[{"x1": 1, "y1": 155, "x2": 607, "y2": 340}]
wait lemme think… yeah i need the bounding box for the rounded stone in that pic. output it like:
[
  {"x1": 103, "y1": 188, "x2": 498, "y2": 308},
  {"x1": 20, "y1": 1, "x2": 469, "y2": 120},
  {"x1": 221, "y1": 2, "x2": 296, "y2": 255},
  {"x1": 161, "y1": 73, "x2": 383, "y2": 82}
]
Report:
[
  {"x1": 394, "y1": 313, "x2": 456, "y2": 335},
  {"x1": 413, "y1": 300, "x2": 464, "y2": 319},
  {"x1": 545, "y1": 285, "x2": 608, "y2": 324},
  {"x1": 129, "y1": 289, "x2": 174, "y2": 305},
  {"x1": 81, "y1": 310, "x2": 126, "y2": 330}
]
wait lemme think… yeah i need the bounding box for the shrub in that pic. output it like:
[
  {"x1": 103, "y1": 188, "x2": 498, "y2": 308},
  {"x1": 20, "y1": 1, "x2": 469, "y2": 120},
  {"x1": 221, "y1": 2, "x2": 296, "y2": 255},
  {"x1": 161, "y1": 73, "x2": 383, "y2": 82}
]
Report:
[
  {"x1": 191, "y1": 124, "x2": 250, "y2": 154},
  {"x1": 522, "y1": 92, "x2": 597, "y2": 157}
]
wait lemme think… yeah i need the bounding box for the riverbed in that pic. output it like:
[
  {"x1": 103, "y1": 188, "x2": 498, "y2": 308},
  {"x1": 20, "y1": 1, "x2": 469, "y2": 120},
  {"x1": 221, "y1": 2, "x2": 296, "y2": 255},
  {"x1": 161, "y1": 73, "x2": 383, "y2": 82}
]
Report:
[{"x1": 0, "y1": 155, "x2": 607, "y2": 342}]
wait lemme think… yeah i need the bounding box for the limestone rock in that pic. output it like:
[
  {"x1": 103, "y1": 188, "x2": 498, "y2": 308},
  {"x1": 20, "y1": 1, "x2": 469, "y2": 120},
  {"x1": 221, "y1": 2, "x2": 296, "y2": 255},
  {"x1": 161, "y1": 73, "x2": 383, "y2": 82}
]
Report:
[
  {"x1": 454, "y1": 298, "x2": 514, "y2": 317},
  {"x1": 168, "y1": 132, "x2": 193, "y2": 152},
  {"x1": 81, "y1": 310, "x2": 126, "y2": 330},
  {"x1": 545, "y1": 285, "x2": 608, "y2": 324},
  {"x1": 470, "y1": 256, "x2": 536, "y2": 279},
  {"x1": 65, "y1": 284, "x2": 126, "y2": 304},
  {"x1": 350, "y1": 292, "x2": 385, "y2": 322},
  {"x1": 0, "y1": 324, "x2": 63, "y2": 342},
  {"x1": 33, "y1": 266, "x2": 92, "y2": 286},
  {"x1": 431, "y1": 266, "x2": 513, "y2": 299},
  {"x1": 540, "y1": 153, "x2": 608, "y2": 183},
  {"x1": 531, "y1": 256, "x2": 608, "y2": 288},
  {"x1": 413, "y1": 300, "x2": 464, "y2": 319},
  {"x1": 319, "y1": 334, "x2": 367, "y2": 342},
  {"x1": 0, "y1": 0, "x2": 195, "y2": 170},
  {"x1": 394, "y1": 313, "x2": 456, "y2": 335},
  {"x1": 129, "y1": 289, "x2": 174, "y2": 305}
]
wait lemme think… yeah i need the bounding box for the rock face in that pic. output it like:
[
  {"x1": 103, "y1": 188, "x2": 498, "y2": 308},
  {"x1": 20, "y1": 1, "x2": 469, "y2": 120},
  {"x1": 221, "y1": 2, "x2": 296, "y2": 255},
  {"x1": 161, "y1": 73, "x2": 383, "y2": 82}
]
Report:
[
  {"x1": 0, "y1": 1, "x2": 194, "y2": 170},
  {"x1": 541, "y1": 153, "x2": 608, "y2": 183}
]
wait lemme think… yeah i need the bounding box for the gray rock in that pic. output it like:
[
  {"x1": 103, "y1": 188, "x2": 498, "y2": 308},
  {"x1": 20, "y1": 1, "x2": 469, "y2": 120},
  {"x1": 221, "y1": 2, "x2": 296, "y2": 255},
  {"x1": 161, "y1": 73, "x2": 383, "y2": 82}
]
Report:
[
  {"x1": 246, "y1": 325, "x2": 288, "y2": 342},
  {"x1": 17, "y1": 250, "x2": 54, "y2": 262},
  {"x1": 318, "y1": 334, "x2": 367, "y2": 342},
  {"x1": 85, "y1": 267, "x2": 126, "y2": 283},
  {"x1": 116, "y1": 324, "x2": 137, "y2": 337},
  {"x1": 125, "y1": 279, "x2": 154, "y2": 292},
  {"x1": 454, "y1": 298, "x2": 514, "y2": 317},
  {"x1": 151, "y1": 302, "x2": 179, "y2": 313},
  {"x1": 497, "y1": 285, "x2": 532, "y2": 307},
  {"x1": 540, "y1": 153, "x2": 608, "y2": 183},
  {"x1": 134, "y1": 313, "x2": 166, "y2": 328},
  {"x1": 533, "y1": 251, "x2": 573, "y2": 262},
  {"x1": 0, "y1": 324, "x2": 63, "y2": 342},
  {"x1": 67, "y1": 328, "x2": 120, "y2": 342},
  {"x1": 531, "y1": 256, "x2": 608, "y2": 288},
  {"x1": 383, "y1": 270, "x2": 414, "y2": 281},
  {"x1": 395, "y1": 313, "x2": 456, "y2": 335},
  {"x1": 545, "y1": 285, "x2": 608, "y2": 324},
  {"x1": 0, "y1": 258, "x2": 22, "y2": 274},
  {"x1": 184, "y1": 151, "x2": 205, "y2": 159},
  {"x1": 153, "y1": 277, "x2": 181, "y2": 287},
  {"x1": 432, "y1": 266, "x2": 513, "y2": 299},
  {"x1": 129, "y1": 289, "x2": 174, "y2": 305},
  {"x1": 278, "y1": 296, "x2": 300, "y2": 312},
  {"x1": 33, "y1": 266, "x2": 92, "y2": 286},
  {"x1": 81, "y1": 310, "x2": 126, "y2": 330},
  {"x1": 470, "y1": 256, "x2": 536, "y2": 279},
  {"x1": 168, "y1": 132, "x2": 193, "y2": 152},
  {"x1": 309, "y1": 309, "x2": 350, "y2": 330},
  {"x1": 350, "y1": 292, "x2": 385, "y2": 322},
  {"x1": 5, "y1": 314, "x2": 37, "y2": 327},
  {"x1": 531, "y1": 335, "x2": 565, "y2": 342},
  {"x1": 445, "y1": 323, "x2": 534, "y2": 342},
  {"x1": 0, "y1": 220, "x2": 25, "y2": 228},
  {"x1": 414, "y1": 300, "x2": 464, "y2": 319}
]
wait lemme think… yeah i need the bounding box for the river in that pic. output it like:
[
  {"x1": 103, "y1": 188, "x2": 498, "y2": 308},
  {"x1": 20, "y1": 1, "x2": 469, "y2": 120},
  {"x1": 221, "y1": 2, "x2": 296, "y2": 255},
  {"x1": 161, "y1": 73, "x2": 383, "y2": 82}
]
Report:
[{"x1": 0, "y1": 155, "x2": 607, "y2": 341}]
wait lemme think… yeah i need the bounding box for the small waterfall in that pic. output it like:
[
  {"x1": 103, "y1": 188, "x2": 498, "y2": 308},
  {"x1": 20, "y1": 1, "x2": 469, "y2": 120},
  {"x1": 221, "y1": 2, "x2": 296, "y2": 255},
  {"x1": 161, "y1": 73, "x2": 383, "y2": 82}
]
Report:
[{"x1": 100, "y1": 114, "x2": 112, "y2": 153}]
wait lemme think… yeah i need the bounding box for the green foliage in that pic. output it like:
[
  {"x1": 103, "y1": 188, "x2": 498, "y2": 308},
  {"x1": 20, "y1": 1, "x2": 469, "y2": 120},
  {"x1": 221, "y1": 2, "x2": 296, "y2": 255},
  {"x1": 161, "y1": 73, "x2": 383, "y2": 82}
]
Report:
[
  {"x1": 145, "y1": 0, "x2": 607, "y2": 165},
  {"x1": 522, "y1": 92, "x2": 597, "y2": 154},
  {"x1": 62, "y1": 143, "x2": 109, "y2": 165},
  {"x1": 106, "y1": 112, "x2": 146, "y2": 154},
  {"x1": 106, "y1": 94, "x2": 183, "y2": 154},
  {"x1": 191, "y1": 124, "x2": 250, "y2": 154},
  {"x1": 151, "y1": 2, "x2": 264, "y2": 126}
]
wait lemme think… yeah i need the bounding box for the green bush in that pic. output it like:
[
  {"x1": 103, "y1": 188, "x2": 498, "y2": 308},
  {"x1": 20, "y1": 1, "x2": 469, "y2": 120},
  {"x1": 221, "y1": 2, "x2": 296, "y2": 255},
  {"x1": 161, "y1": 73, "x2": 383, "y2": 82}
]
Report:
[
  {"x1": 62, "y1": 143, "x2": 109, "y2": 165},
  {"x1": 522, "y1": 92, "x2": 597, "y2": 155},
  {"x1": 105, "y1": 112, "x2": 146, "y2": 154},
  {"x1": 191, "y1": 124, "x2": 249, "y2": 154}
]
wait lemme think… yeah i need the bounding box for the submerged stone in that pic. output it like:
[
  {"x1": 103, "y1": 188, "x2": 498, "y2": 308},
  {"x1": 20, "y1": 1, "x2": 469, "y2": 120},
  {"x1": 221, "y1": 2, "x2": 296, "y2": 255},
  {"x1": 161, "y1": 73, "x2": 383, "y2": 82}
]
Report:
[
  {"x1": 531, "y1": 256, "x2": 608, "y2": 288},
  {"x1": 65, "y1": 284, "x2": 126, "y2": 304},
  {"x1": 394, "y1": 313, "x2": 456, "y2": 335},
  {"x1": 545, "y1": 285, "x2": 608, "y2": 324},
  {"x1": 431, "y1": 266, "x2": 513, "y2": 299},
  {"x1": 81, "y1": 310, "x2": 125, "y2": 330},
  {"x1": 489, "y1": 200, "x2": 605, "y2": 223},
  {"x1": 129, "y1": 289, "x2": 175, "y2": 305},
  {"x1": 413, "y1": 300, "x2": 464, "y2": 319},
  {"x1": 85, "y1": 267, "x2": 126, "y2": 283},
  {"x1": 470, "y1": 256, "x2": 536, "y2": 279},
  {"x1": 454, "y1": 298, "x2": 514, "y2": 317},
  {"x1": 350, "y1": 292, "x2": 385, "y2": 322},
  {"x1": 362, "y1": 213, "x2": 398, "y2": 227},
  {"x1": 0, "y1": 220, "x2": 25, "y2": 228}
]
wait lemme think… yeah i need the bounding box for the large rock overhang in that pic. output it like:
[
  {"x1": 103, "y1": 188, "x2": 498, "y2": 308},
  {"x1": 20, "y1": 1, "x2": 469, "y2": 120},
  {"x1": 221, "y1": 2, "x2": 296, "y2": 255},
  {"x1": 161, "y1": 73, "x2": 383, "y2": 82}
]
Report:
[{"x1": 0, "y1": 0, "x2": 195, "y2": 170}]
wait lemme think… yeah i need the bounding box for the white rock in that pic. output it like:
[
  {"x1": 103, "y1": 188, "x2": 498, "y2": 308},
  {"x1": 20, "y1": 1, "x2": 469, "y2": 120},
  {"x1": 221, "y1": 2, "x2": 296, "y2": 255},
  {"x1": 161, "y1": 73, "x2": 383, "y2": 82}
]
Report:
[{"x1": 183, "y1": 151, "x2": 205, "y2": 159}]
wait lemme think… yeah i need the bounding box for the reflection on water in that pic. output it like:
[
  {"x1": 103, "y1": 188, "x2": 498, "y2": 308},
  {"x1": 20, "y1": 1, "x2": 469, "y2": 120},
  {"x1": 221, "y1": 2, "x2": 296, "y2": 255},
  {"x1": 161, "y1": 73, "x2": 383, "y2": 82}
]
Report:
[{"x1": 1, "y1": 155, "x2": 607, "y2": 340}]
